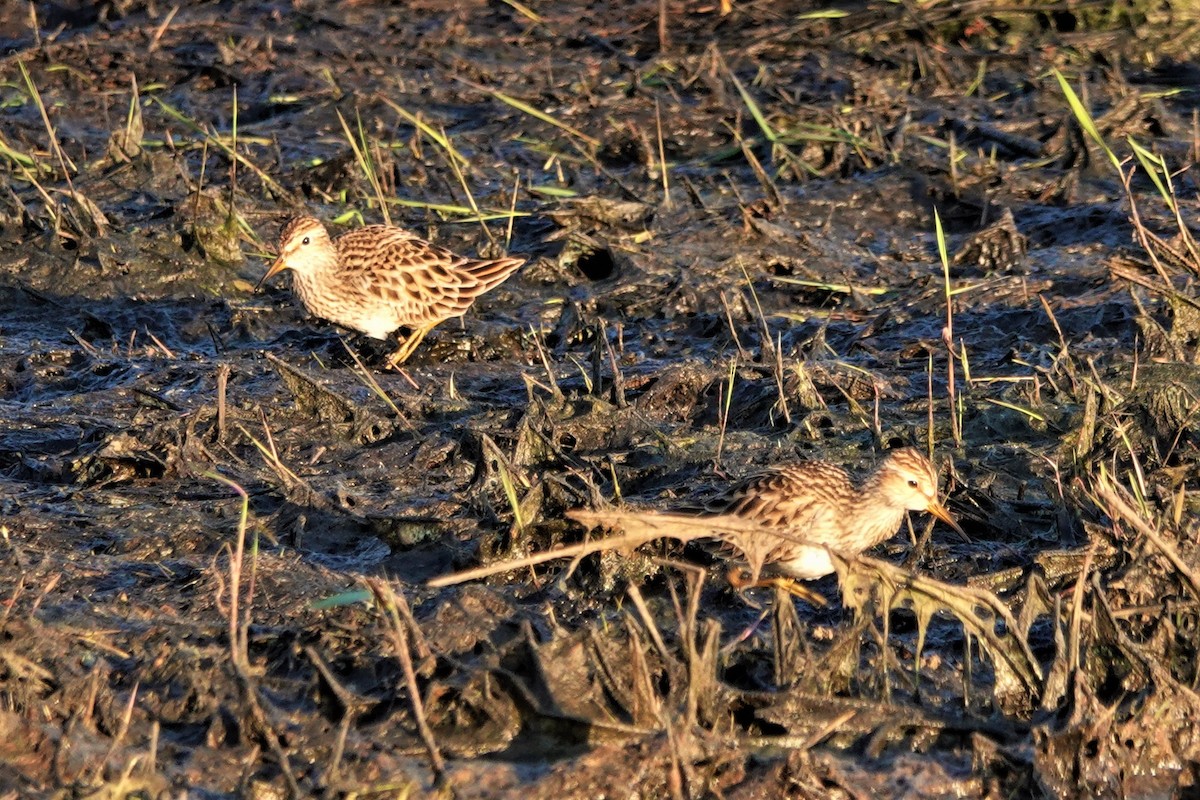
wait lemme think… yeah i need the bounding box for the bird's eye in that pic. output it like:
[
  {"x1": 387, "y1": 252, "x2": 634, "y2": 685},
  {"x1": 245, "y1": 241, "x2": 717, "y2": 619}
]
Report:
[
  {"x1": 301, "y1": 236, "x2": 310, "y2": 245},
  {"x1": 907, "y1": 479, "x2": 919, "y2": 488}
]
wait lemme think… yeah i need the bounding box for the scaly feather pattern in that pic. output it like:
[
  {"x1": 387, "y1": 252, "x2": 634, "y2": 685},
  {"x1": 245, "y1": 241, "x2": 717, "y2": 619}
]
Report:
[
  {"x1": 571, "y1": 447, "x2": 963, "y2": 582},
  {"x1": 427, "y1": 450, "x2": 966, "y2": 591},
  {"x1": 260, "y1": 215, "x2": 524, "y2": 364}
]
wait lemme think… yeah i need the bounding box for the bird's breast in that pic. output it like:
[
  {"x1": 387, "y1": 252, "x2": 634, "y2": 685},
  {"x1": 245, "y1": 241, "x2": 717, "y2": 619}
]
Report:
[{"x1": 290, "y1": 270, "x2": 398, "y2": 339}]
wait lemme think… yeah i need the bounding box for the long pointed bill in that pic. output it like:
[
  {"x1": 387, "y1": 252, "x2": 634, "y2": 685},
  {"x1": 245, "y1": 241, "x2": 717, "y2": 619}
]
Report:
[
  {"x1": 254, "y1": 256, "x2": 287, "y2": 292},
  {"x1": 926, "y1": 501, "x2": 970, "y2": 543}
]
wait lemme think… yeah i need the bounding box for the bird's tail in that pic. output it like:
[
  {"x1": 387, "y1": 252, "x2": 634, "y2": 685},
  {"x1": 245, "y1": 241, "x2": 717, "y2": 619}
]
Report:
[{"x1": 465, "y1": 256, "x2": 524, "y2": 293}]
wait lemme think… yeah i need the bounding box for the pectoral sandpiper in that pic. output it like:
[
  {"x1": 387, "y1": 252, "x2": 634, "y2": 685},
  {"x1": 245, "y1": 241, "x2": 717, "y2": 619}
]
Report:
[
  {"x1": 428, "y1": 448, "x2": 967, "y2": 599},
  {"x1": 258, "y1": 215, "x2": 524, "y2": 367},
  {"x1": 569, "y1": 447, "x2": 966, "y2": 598}
]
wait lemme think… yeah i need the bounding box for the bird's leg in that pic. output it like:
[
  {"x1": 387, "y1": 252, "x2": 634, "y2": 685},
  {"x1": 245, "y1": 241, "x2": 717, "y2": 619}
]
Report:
[
  {"x1": 385, "y1": 326, "x2": 431, "y2": 369},
  {"x1": 726, "y1": 567, "x2": 828, "y2": 607}
]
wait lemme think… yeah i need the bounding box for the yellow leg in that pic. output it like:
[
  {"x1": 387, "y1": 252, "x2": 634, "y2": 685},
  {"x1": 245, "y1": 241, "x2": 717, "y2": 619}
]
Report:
[
  {"x1": 727, "y1": 567, "x2": 828, "y2": 607},
  {"x1": 384, "y1": 326, "x2": 431, "y2": 369}
]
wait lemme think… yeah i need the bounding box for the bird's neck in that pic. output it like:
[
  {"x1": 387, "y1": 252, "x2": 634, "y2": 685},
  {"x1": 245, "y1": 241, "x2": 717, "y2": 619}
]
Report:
[
  {"x1": 845, "y1": 468, "x2": 907, "y2": 549},
  {"x1": 290, "y1": 256, "x2": 342, "y2": 309}
]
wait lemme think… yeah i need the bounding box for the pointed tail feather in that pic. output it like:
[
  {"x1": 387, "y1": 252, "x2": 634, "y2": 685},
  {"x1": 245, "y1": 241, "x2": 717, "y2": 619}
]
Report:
[{"x1": 465, "y1": 256, "x2": 524, "y2": 292}]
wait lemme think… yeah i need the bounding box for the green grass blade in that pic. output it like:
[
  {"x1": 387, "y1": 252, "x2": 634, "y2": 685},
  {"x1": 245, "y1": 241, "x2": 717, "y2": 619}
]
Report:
[
  {"x1": 1127, "y1": 136, "x2": 1175, "y2": 214},
  {"x1": 336, "y1": 108, "x2": 391, "y2": 224},
  {"x1": 526, "y1": 185, "x2": 578, "y2": 198},
  {"x1": 728, "y1": 71, "x2": 778, "y2": 143},
  {"x1": 311, "y1": 589, "x2": 372, "y2": 609},
  {"x1": 152, "y1": 97, "x2": 286, "y2": 194},
  {"x1": 770, "y1": 276, "x2": 892, "y2": 296},
  {"x1": 378, "y1": 96, "x2": 471, "y2": 168},
  {"x1": 934, "y1": 206, "x2": 949, "y2": 273},
  {"x1": 0, "y1": 134, "x2": 40, "y2": 170},
  {"x1": 1052, "y1": 68, "x2": 1121, "y2": 174},
  {"x1": 386, "y1": 196, "x2": 529, "y2": 222},
  {"x1": 488, "y1": 89, "x2": 600, "y2": 147}
]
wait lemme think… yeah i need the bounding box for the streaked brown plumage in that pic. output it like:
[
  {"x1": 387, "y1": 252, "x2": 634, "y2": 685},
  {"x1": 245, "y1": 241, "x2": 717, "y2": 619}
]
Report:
[
  {"x1": 570, "y1": 447, "x2": 964, "y2": 586},
  {"x1": 258, "y1": 215, "x2": 524, "y2": 366},
  {"x1": 426, "y1": 449, "x2": 966, "y2": 593}
]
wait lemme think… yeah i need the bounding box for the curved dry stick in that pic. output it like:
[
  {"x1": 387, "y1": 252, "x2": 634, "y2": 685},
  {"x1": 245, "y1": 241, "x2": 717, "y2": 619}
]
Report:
[{"x1": 427, "y1": 508, "x2": 822, "y2": 588}]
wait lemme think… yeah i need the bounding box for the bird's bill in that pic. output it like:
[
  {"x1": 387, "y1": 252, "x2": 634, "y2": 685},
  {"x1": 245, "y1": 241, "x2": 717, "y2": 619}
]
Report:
[
  {"x1": 254, "y1": 256, "x2": 287, "y2": 292},
  {"x1": 926, "y1": 501, "x2": 969, "y2": 542}
]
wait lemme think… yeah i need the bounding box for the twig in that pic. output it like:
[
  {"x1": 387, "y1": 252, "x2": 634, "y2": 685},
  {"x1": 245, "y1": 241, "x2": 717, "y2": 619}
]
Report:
[
  {"x1": 626, "y1": 583, "x2": 672, "y2": 663},
  {"x1": 603, "y1": 321, "x2": 627, "y2": 408},
  {"x1": 1095, "y1": 478, "x2": 1200, "y2": 601},
  {"x1": 366, "y1": 578, "x2": 445, "y2": 781},
  {"x1": 216, "y1": 363, "x2": 230, "y2": 444},
  {"x1": 148, "y1": 4, "x2": 179, "y2": 53},
  {"x1": 146, "y1": 329, "x2": 176, "y2": 359},
  {"x1": 93, "y1": 682, "x2": 140, "y2": 785},
  {"x1": 206, "y1": 471, "x2": 299, "y2": 795},
  {"x1": 428, "y1": 508, "x2": 824, "y2": 589}
]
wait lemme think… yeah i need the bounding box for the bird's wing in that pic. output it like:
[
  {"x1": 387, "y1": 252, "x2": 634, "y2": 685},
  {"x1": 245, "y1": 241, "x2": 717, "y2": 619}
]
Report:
[
  {"x1": 338, "y1": 226, "x2": 516, "y2": 320},
  {"x1": 719, "y1": 464, "x2": 845, "y2": 530}
]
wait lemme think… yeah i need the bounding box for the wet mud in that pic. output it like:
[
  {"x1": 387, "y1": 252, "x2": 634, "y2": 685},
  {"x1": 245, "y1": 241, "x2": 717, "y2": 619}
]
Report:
[{"x1": 2, "y1": 1, "x2": 1200, "y2": 797}]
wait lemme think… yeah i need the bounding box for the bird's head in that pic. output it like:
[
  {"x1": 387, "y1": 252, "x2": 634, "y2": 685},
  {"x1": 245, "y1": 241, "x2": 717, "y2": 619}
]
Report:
[
  {"x1": 874, "y1": 447, "x2": 965, "y2": 538},
  {"x1": 256, "y1": 215, "x2": 333, "y2": 289}
]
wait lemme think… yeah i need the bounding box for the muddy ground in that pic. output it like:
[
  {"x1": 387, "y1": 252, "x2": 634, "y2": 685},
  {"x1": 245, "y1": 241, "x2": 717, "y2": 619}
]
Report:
[{"x1": 2, "y1": 0, "x2": 1200, "y2": 797}]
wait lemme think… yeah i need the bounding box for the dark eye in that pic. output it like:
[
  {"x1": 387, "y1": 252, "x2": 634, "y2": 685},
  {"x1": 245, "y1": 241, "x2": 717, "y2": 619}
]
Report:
[
  {"x1": 301, "y1": 236, "x2": 310, "y2": 245},
  {"x1": 907, "y1": 479, "x2": 919, "y2": 488}
]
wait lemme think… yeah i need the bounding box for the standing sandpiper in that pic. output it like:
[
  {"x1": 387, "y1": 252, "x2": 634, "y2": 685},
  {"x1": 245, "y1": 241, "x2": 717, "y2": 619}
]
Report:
[
  {"x1": 259, "y1": 215, "x2": 524, "y2": 367},
  {"x1": 569, "y1": 447, "x2": 965, "y2": 597}
]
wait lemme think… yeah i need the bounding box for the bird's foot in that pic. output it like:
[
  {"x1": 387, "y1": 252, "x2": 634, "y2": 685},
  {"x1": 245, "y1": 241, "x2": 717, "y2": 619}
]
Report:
[
  {"x1": 385, "y1": 328, "x2": 430, "y2": 369},
  {"x1": 727, "y1": 567, "x2": 828, "y2": 607}
]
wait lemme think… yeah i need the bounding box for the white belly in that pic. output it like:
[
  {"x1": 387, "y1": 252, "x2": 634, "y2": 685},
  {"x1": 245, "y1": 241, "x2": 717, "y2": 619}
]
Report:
[{"x1": 773, "y1": 545, "x2": 836, "y2": 580}]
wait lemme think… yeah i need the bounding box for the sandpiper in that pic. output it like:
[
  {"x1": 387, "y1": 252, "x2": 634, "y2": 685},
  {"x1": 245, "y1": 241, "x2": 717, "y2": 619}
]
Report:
[{"x1": 259, "y1": 215, "x2": 524, "y2": 367}]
